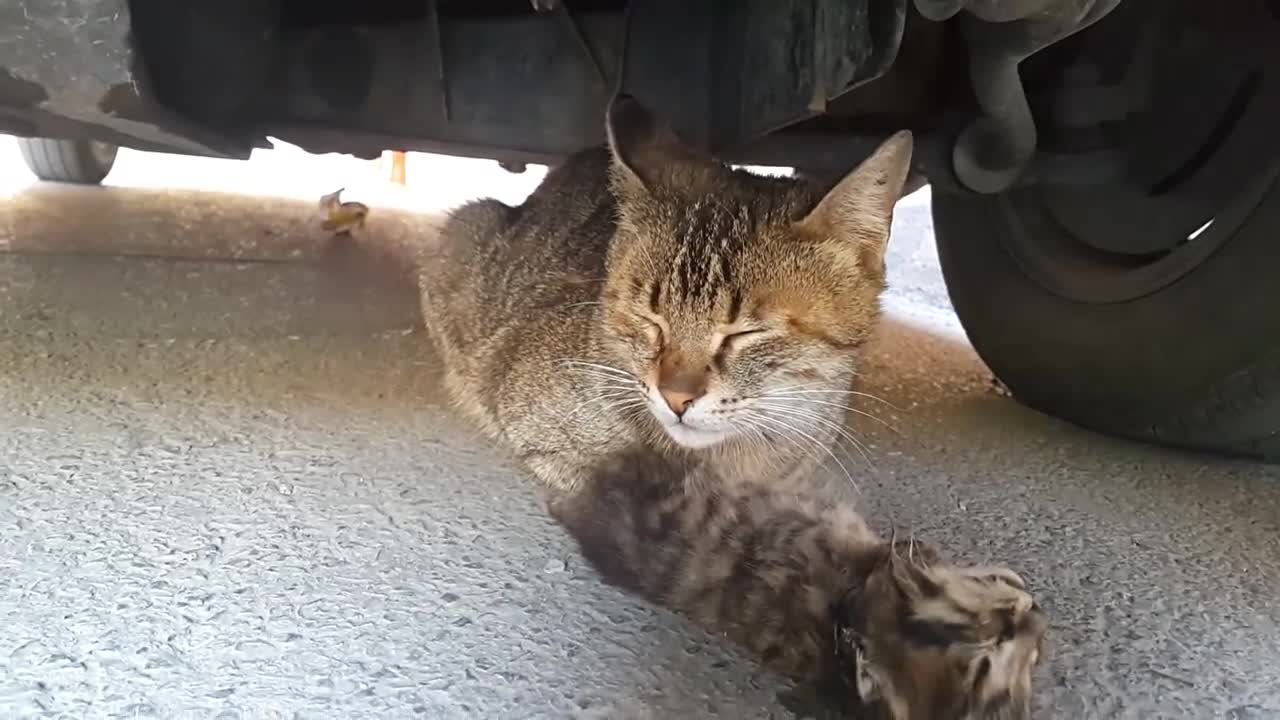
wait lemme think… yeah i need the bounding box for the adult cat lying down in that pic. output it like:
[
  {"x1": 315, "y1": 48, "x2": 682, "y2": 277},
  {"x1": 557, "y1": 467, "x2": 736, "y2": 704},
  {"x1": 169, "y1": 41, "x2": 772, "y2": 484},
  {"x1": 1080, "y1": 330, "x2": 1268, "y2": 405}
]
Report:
[
  {"x1": 391, "y1": 94, "x2": 1047, "y2": 716},
  {"x1": 417, "y1": 94, "x2": 905, "y2": 493}
]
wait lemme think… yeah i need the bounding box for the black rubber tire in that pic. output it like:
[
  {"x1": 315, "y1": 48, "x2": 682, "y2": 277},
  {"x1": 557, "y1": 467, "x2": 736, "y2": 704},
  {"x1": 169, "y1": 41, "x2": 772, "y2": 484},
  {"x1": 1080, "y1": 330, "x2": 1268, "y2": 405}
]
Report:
[
  {"x1": 932, "y1": 167, "x2": 1280, "y2": 459},
  {"x1": 16, "y1": 138, "x2": 118, "y2": 185}
]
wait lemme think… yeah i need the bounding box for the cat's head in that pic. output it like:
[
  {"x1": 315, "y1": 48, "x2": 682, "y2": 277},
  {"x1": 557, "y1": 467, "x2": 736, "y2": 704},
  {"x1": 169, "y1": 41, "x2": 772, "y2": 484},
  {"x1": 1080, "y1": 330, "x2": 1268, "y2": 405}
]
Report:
[
  {"x1": 839, "y1": 543, "x2": 1048, "y2": 720},
  {"x1": 598, "y1": 95, "x2": 913, "y2": 450}
]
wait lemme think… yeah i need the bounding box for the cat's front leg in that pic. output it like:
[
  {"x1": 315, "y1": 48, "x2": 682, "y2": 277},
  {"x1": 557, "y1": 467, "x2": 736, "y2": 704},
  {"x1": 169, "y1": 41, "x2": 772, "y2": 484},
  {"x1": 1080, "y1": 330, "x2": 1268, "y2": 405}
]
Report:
[{"x1": 550, "y1": 449, "x2": 1048, "y2": 719}]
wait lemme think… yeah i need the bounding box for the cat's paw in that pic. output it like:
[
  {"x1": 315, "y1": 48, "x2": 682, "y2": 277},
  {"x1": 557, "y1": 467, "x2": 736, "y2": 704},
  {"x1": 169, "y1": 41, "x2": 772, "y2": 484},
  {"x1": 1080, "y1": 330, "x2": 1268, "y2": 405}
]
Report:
[{"x1": 834, "y1": 544, "x2": 1047, "y2": 719}]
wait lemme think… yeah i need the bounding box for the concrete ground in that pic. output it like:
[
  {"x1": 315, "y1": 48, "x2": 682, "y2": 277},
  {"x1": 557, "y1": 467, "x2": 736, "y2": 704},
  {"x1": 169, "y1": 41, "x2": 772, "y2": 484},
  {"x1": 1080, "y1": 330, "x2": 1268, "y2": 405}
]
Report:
[{"x1": 1, "y1": 145, "x2": 1279, "y2": 719}]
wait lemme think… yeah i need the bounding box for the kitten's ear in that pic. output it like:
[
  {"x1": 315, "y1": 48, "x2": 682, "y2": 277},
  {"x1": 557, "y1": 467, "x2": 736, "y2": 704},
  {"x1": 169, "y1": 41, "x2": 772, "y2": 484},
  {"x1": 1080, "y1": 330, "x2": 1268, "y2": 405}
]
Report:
[
  {"x1": 797, "y1": 131, "x2": 914, "y2": 271},
  {"x1": 606, "y1": 94, "x2": 714, "y2": 195}
]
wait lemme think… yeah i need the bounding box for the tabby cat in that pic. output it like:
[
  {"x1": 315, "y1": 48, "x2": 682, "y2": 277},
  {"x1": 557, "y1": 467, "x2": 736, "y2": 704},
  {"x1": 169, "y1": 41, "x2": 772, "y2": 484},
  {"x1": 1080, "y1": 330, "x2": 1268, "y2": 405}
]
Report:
[
  {"x1": 554, "y1": 448, "x2": 1047, "y2": 719},
  {"x1": 403, "y1": 95, "x2": 1046, "y2": 717}
]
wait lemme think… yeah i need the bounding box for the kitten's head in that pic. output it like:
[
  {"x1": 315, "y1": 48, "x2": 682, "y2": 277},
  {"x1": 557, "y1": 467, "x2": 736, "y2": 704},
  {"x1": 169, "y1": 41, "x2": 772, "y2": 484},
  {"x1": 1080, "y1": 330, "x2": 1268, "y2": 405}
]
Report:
[
  {"x1": 598, "y1": 95, "x2": 913, "y2": 450},
  {"x1": 839, "y1": 543, "x2": 1048, "y2": 720}
]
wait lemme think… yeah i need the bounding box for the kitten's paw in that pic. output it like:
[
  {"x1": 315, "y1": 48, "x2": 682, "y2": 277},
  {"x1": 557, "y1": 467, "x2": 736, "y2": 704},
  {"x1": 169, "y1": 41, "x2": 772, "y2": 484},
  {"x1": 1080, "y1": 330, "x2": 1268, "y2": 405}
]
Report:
[{"x1": 834, "y1": 545, "x2": 1047, "y2": 719}]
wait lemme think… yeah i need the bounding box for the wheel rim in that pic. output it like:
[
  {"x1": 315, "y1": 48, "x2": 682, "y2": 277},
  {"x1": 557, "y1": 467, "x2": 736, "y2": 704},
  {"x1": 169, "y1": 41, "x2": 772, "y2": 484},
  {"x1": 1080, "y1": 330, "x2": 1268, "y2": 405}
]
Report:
[
  {"x1": 996, "y1": 7, "x2": 1280, "y2": 305},
  {"x1": 997, "y1": 168, "x2": 1276, "y2": 305}
]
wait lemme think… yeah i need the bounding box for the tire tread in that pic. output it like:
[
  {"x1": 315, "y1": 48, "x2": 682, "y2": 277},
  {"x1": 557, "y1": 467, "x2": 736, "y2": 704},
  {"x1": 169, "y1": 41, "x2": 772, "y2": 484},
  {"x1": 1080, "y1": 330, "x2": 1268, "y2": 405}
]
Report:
[{"x1": 16, "y1": 138, "x2": 115, "y2": 184}]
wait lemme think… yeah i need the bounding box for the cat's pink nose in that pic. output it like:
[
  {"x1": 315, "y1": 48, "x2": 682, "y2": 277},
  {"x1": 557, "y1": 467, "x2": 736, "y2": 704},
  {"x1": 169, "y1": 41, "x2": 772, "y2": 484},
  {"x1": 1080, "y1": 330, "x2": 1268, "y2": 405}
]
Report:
[
  {"x1": 659, "y1": 387, "x2": 703, "y2": 417},
  {"x1": 657, "y1": 355, "x2": 708, "y2": 418}
]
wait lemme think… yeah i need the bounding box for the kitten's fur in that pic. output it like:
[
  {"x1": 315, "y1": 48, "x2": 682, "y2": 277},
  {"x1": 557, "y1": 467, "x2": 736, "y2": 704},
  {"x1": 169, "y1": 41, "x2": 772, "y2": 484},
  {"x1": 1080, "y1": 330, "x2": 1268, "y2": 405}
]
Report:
[
  {"x1": 402, "y1": 96, "x2": 1046, "y2": 716},
  {"x1": 554, "y1": 449, "x2": 1047, "y2": 719}
]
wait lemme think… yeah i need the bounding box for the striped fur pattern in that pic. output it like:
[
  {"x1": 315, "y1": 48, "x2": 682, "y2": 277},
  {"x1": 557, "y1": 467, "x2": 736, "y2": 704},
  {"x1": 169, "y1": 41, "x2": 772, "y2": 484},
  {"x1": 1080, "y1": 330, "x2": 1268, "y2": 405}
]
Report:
[{"x1": 551, "y1": 449, "x2": 1048, "y2": 719}]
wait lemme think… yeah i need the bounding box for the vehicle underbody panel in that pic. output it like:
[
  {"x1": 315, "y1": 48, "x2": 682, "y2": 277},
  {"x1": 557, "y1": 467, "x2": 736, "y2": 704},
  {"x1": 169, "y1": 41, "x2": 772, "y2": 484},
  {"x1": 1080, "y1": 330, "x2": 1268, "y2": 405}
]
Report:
[
  {"x1": 0, "y1": 0, "x2": 1152, "y2": 190},
  {"x1": 0, "y1": 0, "x2": 250, "y2": 157}
]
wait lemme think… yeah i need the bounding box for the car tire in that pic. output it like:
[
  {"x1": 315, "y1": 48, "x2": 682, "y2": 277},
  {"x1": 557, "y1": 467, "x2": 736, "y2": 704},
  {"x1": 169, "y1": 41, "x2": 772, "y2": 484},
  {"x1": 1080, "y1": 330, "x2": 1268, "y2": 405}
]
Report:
[
  {"x1": 929, "y1": 0, "x2": 1280, "y2": 459},
  {"x1": 16, "y1": 137, "x2": 118, "y2": 185},
  {"x1": 932, "y1": 156, "x2": 1280, "y2": 459}
]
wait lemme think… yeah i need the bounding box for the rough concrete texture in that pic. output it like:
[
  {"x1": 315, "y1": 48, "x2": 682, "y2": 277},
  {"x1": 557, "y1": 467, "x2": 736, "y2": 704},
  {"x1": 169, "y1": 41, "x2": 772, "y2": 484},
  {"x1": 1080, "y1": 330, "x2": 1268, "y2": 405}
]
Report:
[{"x1": 1, "y1": 186, "x2": 1279, "y2": 719}]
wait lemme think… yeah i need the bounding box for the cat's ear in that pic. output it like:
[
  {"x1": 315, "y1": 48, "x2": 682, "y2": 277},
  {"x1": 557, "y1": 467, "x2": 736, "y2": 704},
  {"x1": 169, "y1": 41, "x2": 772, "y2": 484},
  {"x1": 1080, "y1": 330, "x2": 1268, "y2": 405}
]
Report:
[
  {"x1": 606, "y1": 94, "x2": 714, "y2": 195},
  {"x1": 797, "y1": 131, "x2": 914, "y2": 271}
]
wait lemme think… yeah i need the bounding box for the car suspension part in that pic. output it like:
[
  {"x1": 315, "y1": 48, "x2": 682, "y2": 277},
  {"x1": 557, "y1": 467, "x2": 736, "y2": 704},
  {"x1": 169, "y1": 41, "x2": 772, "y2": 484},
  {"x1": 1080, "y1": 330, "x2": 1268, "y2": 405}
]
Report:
[{"x1": 916, "y1": 0, "x2": 1123, "y2": 193}]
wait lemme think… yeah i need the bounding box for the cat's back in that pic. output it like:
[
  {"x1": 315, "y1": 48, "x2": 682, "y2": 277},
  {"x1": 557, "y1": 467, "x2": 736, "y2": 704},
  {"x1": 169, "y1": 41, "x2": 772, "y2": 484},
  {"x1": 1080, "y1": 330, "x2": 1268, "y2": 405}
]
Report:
[
  {"x1": 419, "y1": 146, "x2": 617, "y2": 371},
  {"x1": 437, "y1": 147, "x2": 617, "y2": 280},
  {"x1": 419, "y1": 147, "x2": 625, "y2": 450}
]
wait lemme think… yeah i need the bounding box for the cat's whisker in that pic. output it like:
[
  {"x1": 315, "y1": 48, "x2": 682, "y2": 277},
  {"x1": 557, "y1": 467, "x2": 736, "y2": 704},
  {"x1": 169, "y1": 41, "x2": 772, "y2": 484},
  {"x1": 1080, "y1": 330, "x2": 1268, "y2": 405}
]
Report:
[
  {"x1": 805, "y1": 418, "x2": 876, "y2": 475},
  {"x1": 758, "y1": 396, "x2": 900, "y2": 435},
  {"x1": 765, "y1": 377, "x2": 866, "y2": 394},
  {"x1": 562, "y1": 365, "x2": 643, "y2": 386},
  {"x1": 734, "y1": 417, "x2": 797, "y2": 473},
  {"x1": 748, "y1": 412, "x2": 860, "y2": 492},
  {"x1": 575, "y1": 386, "x2": 639, "y2": 399},
  {"x1": 765, "y1": 381, "x2": 831, "y2": 395},
  {"x1": 579, "y1": 400, "x2": 649, "y2": 427},
  {"x1": 592, "y1": 392, "x2": 644, "y2": 407},
  {"x1": 569, "y1": 390, "x2": 645, "y2": 419},
  {"x1": 753, "y1": 415, "x2": 860, "y2": 493},
  {"x1": 597, "y1": 399, "x2": 650, "y2": 417},
  {"x1": 573, "y1": 377, "x2": 643, "y2": 392},
  {"x1": 606, "y1": 401, "x2": 652, "y2": 426},
  {"x1": 737, "y1": 415, "x2": 821, "y2": 475},
  {"x1": 768, "y1": 402, "x2": 877, "y2": 456},
  {"x1": 754, "y1": 403, "x2": 876, "y2": 472},
  {"x1": 754, "y1": 401, "x2": 876, "y2": 465},
  {"x1": 563, "y1": 370, "x2": 639, "y2": 385},
  {"x1": 559, "y1": 359, "x2": 622, "y2": 370},
  {"x1": 583, "y1": 383, "x2": 644, "y2": 393},
  {"x1": 560, "y1": 301, "x2": 604, "y2": 310},
  {"x1": 731, "y1": 415, "x2": 769, "y2": 446},
  {"x1": 559, "y1": 359, "x2": 631, "y2": 371},
  {"x1": 558, "y1": 359, "x2": 639, "y2": 379},
  {"x1": 764, "y1": 388, "x2": 899, "y2": 410},
  {"x1": 737, "y1": 413, "x2": 794, "y2": 451}
]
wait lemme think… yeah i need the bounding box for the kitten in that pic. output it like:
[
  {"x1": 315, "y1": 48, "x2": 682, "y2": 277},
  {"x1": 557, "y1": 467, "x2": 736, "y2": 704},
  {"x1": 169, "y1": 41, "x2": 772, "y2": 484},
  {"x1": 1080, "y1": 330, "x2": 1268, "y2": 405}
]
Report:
[
  {"x1": 552, "y1": 448, "x2": 1047, "y2": 719},
  {"x1": 416, "y1": 94, "x2": 907, "y2": 492}
]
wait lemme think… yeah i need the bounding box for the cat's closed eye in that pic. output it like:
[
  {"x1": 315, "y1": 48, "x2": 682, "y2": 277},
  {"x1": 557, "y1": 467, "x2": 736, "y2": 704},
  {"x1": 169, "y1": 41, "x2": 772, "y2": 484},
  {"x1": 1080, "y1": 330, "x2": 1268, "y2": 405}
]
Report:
[
  {"x1": 639, "y1": 317, "x2": 665, "y2": 356},
  {"x1": 711, "y1": 328, "x2": 769, "y2": 368},
  {"x1": 715, "y1": 328, "x2": 767, "y2": 352}
]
